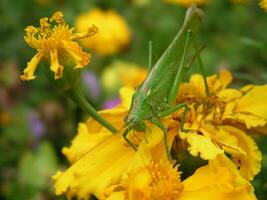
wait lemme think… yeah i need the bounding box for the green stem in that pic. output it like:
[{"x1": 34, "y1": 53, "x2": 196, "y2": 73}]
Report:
[{"x1": 66, "y1": 87, "x2": 118, "y2": 134}]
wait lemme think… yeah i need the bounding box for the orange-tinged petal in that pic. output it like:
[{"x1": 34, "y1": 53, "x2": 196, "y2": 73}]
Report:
[
  {"x1": 20, "y1": 51, "x2": 43, "y2": 81},
  {"x1": 219, "y1": 126, "x2": 262, "y2": 181},
  {"x1": 208, "y1": 70, "x2": 233, "y2": 93}
]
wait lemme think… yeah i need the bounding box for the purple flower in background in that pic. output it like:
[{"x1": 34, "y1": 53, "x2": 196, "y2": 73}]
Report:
[
  {"x1": 28, "y1": 111, "x2": 45, "y2": 140},
  {"x1": 82, "y1": 70, "x2": 101, "y2": 100},
  {"x1": 103, "y1": 97, "x2": 121, "y2": 109}
]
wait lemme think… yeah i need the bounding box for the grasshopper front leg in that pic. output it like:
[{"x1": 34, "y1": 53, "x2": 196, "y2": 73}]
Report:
[
  {"x1": 123, "y1": 126, "x2": 138, "y2": 151},
  {"x1": 158, "y1": 102, "x2": 191, "y2": 132},
  {"x1": 150, "y1": 117, "x2": 171, "y2": 160}
]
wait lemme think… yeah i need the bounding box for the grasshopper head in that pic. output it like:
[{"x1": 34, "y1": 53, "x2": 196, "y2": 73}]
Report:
[{"x1": 125, "y1": 114, "x2": 146, "y2": 132}]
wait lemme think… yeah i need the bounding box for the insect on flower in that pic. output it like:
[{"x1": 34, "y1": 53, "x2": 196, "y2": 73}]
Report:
[{"x1": 123, "y1": 5, "x2": 208, "y2": 160}]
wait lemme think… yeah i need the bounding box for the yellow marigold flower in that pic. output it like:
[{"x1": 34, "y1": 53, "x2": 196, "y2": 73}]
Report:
[
  {"x1": 164, "y1": 0, "x2": 208, "y2": 7},
  {"x1": 260, "y1": 0, "x2": 267, "y2": 11},
  {"x1": 103, "y1": 155, "x2": 256, "y2": 200},
  {"x1": 174, "y1": 70, "x2": 265, "y2": 180},
  {"x1": 75, "y1": 9, "x2": 131, "y2": 55},
  {"x1": 21, "y1": 11, "x2": 98, "y2": 81},
  {"x1": 53, "y1": 84, "x2": 258, "y2": 200},
  {"x1": 53, "y1": 87, "x2": 177, "y2": 199},
  {"x1": 101, "y1": 60, "x2": 147, "y2": 95}
]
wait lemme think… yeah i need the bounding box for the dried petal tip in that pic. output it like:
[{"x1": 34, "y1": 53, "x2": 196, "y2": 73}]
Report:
[
  {"x1": 260, "y1": 0, "x2": 267, "y2": 11},
  {"x1": 50, "y1": 11, "x2": 64, "y2": 24}
]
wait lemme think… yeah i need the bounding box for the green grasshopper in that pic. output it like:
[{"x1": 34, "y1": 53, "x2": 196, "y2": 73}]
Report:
[{"x1": 123, "y1": 6, "x2": 208, "y2": 160}]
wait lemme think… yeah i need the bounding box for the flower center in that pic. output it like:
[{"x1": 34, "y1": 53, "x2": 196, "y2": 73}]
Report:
[
  {"x1": 176, "y1": 93, "x2": 226, "y2": 125},
  {"x1": 126, "y1": 161, "x2": 184, "y2": 200}
]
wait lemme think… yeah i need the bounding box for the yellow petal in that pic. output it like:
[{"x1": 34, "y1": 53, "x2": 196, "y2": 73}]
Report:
[
  {"x1": 53, "y1": 133, "x2": 136, "y2": 199},
  {"x1": 217, "y1": 88, "x2": 242, "y2": 102},
  {"x1": 62, "y1": 40, "x2": 91, "y2": 69},
  {"x1": 179, "y1": 132, "x2": 224, "y2": 160},
  {"x1": 201, "y1": 124, "x2": 245, "y2": 155},
  {"x1": 20, "y1": 51, "x2": 43, "y2": 81},
  {"x1": 180, "y1": 155, "x2": 256, "y2": 200},
  {"x1": 208, "y1": 70, "x2": 233, "y2": 93},
  {"x1": 86, "y1": 107, "x2": 127, "y2": 133},
  {"x1": 219, "y1": 126, "x2": 262, "y2": 181},
  {"x1": 119, "y1": 87, "x2": 135, "y2": 110},
  {"x1": 62, "y1": 123, "x2": 110, "y2": 164},
  {"x1": 50, "y1": 49, "x2": 63, "y2": 79},
  {"x1": 234, "y1": 85, "x2": 267, "y2": 128},
  {"x1": 104, "y1": 190, "x2": 124, "y2": 200}
]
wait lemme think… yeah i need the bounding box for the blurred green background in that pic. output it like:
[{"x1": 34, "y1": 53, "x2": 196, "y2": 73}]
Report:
[{"x1": 0, "y1": 0, "x2": 267, "y2": 199}]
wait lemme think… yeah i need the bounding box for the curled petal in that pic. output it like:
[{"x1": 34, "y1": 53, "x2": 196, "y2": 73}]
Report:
[
  {"x1": 179, "y1": 132, "x2": 224, "y2": 160},
  {"x1": 234, "y1": 85, "x2": 267, "y2": 128},
  {"x1": 20, "y1": 51, "x2": 44, "y2": 81},
  {"x1": 50, "y1": 49, "x2": 64, "y2": 79},
  {"x1": 62, "y1": 40, "x2": 91, "y2": 69},
  {"x1": 71, "y1": 25, "x2": 99, "y2": 40}
]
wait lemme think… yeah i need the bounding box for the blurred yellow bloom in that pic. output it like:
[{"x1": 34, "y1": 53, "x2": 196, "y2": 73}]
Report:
[
  {"x1": 230, "y1": 0, "x2": 249, "y2": 3},
  {"x1": 101, "y1": 61, "x2": 147, "y2": 95},
  {"x1": 53, "y1": 87, "x2": 177, "y2": 199},
  {"x1": 175, "y1": 71, "x2": 265, "y2": 180},
  {"x1": 260, "y1": 0, "x2": 267, "y2": 11},
  {"x1": 164, "y1": 0, "x2": 208, "y2": 7},
  {"x1": 21, "y1": 11, "x2": 98, "y2": 81},
  {"x1": 75, "y1": 9, "x2": 131, "y2": 56}
]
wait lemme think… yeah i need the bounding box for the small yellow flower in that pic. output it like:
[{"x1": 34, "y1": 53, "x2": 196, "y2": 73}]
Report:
[
  {"x1": 163, "y1": 0, "x2": 208, "y2": 7},
  {"x1": 260, "y1": 0, "x2": 267, "y2": 11},
  {"x1": 101, "y1": 61, "x2": 147, "y2": 95},
  {"x1": 103, "y1": 156, "x2": 256, "y2": 200},
  {"x1": 75, "y1": 9, "x2": 131, "y2": 55},
  {"x1": 174, "y1": 71, "x2": 265, "y2": 181},
  {"x1": 21, "y1": 11, "x2": 98, "y2": 81}
]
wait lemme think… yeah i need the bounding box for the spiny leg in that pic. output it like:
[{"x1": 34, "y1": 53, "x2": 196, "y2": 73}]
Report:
[
  {"x1": 150, "y1": 117, "x2": 171, "y2": 161},
  {"x1": 123, "y1": 126, "x2": 137, "y2": 151},
  {"x1": 132, "y1": 129, "x2": 142, "y2": 142},
  {"x1": 148, "y1": 41, "x2": 153, "y2": 72},
  {"x1": 168, "y1": 29, "x2": 193, "y2": 106},
  {"x1": 193, "y1": 41, "x2": 210, "y2": 96}
]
